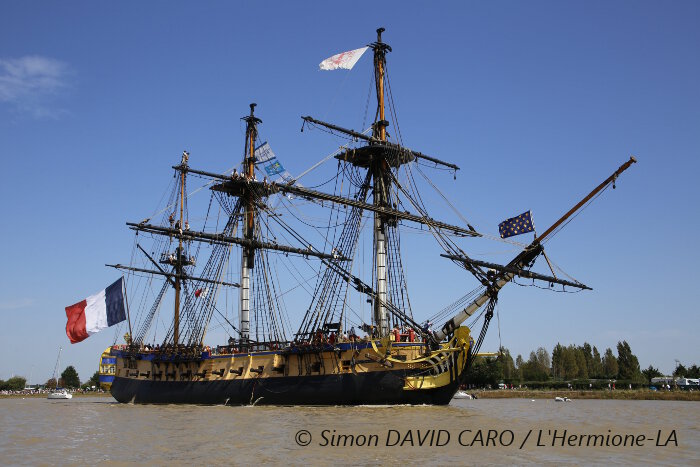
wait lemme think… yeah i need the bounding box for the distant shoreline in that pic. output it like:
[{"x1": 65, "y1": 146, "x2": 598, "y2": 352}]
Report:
[
  {"x1": 475, "y1": 389, "x2": 700, "y2": 401},
  {"x1": 3, "y1": 389, "x2": 698, "y2": 402},
  {"x1": 0, "y1": 392, "x2": 114, "y2": 399}
]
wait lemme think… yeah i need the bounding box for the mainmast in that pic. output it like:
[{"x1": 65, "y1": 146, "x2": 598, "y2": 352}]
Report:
[
  {"x1": 371, "y1": 27, "x2": 392, "y2": 337},
  {"x1": 240, "y1": 103, "x2": 261, "y2": 350}
]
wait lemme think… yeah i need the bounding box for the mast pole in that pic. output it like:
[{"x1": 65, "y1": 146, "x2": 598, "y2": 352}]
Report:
[
  {"x1": 240, "y1": 103, "x2": 261, "y2": 350},
  {"x1": 122, "y1": 275, "x2": 134, "y2": 346},
  {"x1": 372, "y1": 27, "x2": 391, "y2": 337},
  {"x1": 173, "y1": 150, "x2": 188, "y2": 345},
  {"x1": 54, "y1": 346, "x2": 62, "y2": 388},
  {"x1": 377, "y1": 28, "x2": 386, "y2": 142}
]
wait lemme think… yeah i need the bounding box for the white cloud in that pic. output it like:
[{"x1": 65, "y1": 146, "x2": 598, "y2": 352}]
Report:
[
  {"x1": 0, "y1": 298, "x2": 36, "y2": 311},
  {"x1": 0, "y1": 56, "x2": 71, "y2": 118}
]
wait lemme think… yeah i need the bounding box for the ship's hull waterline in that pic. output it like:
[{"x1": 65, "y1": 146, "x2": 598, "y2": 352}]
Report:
[
  {"x1": 110, "y1": 369, "x2": 461, "y2": 406},
  {"x1": 109, "y1": 327, "x2": 472, "y2": 406}
]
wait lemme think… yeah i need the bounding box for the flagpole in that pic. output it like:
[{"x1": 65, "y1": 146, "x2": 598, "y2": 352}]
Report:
[{"x1": 122, "y1": 275, "x2": 134, "y2": 347}]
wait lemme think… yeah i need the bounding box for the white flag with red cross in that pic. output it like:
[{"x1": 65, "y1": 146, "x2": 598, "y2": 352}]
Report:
[{"x1": 319, "y1": 47, "x2": 369, "y2": 71}]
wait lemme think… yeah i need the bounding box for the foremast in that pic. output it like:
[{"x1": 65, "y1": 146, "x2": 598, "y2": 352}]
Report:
[
  {"x1": 371, "y1": 28, "x2": 392, "y2": 337},
  {"x1": 297, "y1": 28, "x2": 465, "y2": 341}
]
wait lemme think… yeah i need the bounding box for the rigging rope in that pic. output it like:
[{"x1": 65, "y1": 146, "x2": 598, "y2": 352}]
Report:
[{"x1": 465, "y1": 295, "x2": 497, "y2": 372}]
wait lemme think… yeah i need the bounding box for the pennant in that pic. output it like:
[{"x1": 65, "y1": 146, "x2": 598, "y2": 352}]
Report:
[
  {"x1": 65, "y1": 278, "x2": 126, "y2": 344},
  {"x1": 264, "y1": 160, "x2": 284, "y2": 177},
  {"x1": 319, "y1": 47, "x2": 369, "y2": 71},
  {"x1": 255, "y1": 142, "x2": 295, "y2": 184},
  {"x1": 195, "y1": 288, "x2": 208, "y2": 298},
  {"x1": 498, "y1": 211, "x2": 535, "y2": 238}
]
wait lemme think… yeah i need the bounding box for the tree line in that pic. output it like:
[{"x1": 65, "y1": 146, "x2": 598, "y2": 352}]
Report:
[
  {"x1": 465, "y1": 340, "x2": 700, "y2": 388},
  {"x1": 0, "y1": 366, "x2": 100, "y2": 391}
]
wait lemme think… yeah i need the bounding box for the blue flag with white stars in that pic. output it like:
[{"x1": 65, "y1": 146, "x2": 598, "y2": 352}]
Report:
[{"x1": 498, "y1": 211, "x2": 534, "y2": 238}]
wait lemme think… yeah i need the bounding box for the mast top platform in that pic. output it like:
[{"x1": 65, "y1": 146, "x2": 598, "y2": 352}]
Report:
[
  {"x1": 335, "y1": 144, "x2": 415, "y2": 169},
  {"x1": 242, "y1": 102, "x2": 262, "y2": 125},
  {"x1": 370, "y1": 27, "x2": 392, "y2": 53}
]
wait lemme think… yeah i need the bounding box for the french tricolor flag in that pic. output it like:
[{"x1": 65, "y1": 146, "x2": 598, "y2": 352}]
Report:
[{"x1": 65, "y1": 278, "x2": 127, "y2": 344}]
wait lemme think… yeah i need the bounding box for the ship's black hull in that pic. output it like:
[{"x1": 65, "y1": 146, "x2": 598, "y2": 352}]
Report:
[{"x1": 110, "y1": 369, "x2": 459, "y2": 405}]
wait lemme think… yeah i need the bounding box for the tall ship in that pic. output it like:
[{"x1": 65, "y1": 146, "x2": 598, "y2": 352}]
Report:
[{"x1": 104, "y1": 29, "x2": 635, "y2": 405}]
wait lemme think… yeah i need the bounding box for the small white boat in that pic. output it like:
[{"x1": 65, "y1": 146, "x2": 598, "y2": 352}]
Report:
[
  {"x1": 47, "y1": 388, "x2": 73, "y2": 400},
  {"x1": 453, "y1": 390, "x2": 474, "y2": 400},
  {"x1": 47, "y1": 347, "x2": 73, "y2": 400},
  {"x1": 554, "y1": 396, "x2": 571, "y2": 402}
]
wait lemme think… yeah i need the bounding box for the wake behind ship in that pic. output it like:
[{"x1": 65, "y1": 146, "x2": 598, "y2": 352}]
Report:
[{"x1": 103, "y1": 29, "x2": 635, "y2": 405}]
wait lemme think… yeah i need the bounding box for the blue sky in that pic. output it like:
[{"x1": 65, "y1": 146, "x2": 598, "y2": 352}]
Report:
[{"x1": 1, "y1": 1, "x2": 698, "y2": 383}]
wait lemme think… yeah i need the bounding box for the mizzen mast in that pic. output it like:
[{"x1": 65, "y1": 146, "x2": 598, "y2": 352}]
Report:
[{"x1": 167, "y1": 151, "x2": 195, "y2": 345}]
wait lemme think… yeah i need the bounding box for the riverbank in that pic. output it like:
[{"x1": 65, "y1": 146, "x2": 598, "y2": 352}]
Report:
[
  {"x1": 476, "y1": 389, "x2": 700, "y2": 401},
  {"x1": 0, "y1": 391, "x2": 112, "y2": 399},
  {"x1": 4, "y1": 389, "x2": 697, "y2": 402}
]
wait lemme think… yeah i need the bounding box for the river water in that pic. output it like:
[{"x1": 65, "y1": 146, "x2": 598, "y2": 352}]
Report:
[{"x1": 1, "y1": 396, "x2": 697, "y2": 465}]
